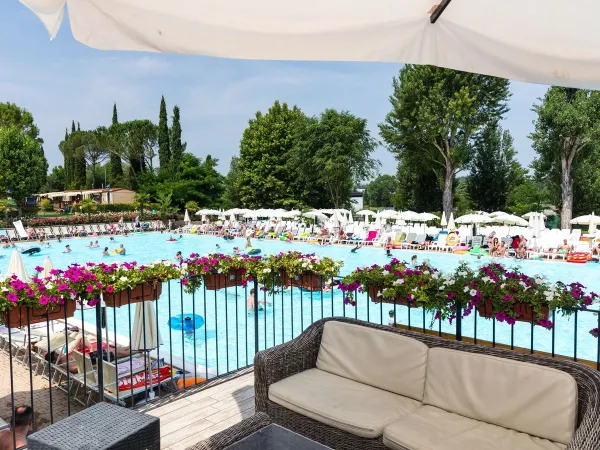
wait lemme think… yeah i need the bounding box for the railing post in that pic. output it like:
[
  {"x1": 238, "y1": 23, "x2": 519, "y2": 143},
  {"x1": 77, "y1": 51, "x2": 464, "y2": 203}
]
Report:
[
  {"x1": 455, "y1": 299, "x2": 462, "y2": 341},
  {"x1": 95, "y1": 301, "x2": 104, "y2": 400},
  {"x1": 253, "y1": 278, "x2": 259, "y2": 356}
]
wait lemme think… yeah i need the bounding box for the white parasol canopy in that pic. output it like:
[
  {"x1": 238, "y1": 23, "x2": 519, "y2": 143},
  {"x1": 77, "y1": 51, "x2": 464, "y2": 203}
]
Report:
[
  {"x1": 21, "y1": 0, "x2": 600, "y2": 90},
  {"x1": 376, "y1": 210, "x2": 398, "y2": 220},
  {"x1": 348, "y1": 211, "x2": 354, "y2": 224},
  {"x1": 42, "y1": 257, "x2": 54, "y2": 278},
  {"x1": 493, "y1": 213, "x2": 528, "y2": 226},
  {"x1": 398, "y1": 211, "x2": 420, "y2": 221},
  {"x1": 440, "y1": 212, "x2": 447, "y2": 227},
  {"x1": 571, "y1": 213, "x2": 600, "y2": 234},
  {"x1": 196, "y1": 209, "x2": 220, "y2": 215},
  {"x1": 489, "y1": 211, "x2": 508, "y2": 218},
  {"x1": 131, "y1": 301, "x2": 162, "y2": 351},
  {"x1": 417, "y1": 212, "x2": 439, "y2": 221},
  {"x1": 303, "y1": 210, "x2": 327, "y2": 220},
  {"x1": 447, "y1": 212, "x2": 456, "y2": 230},
  {"x1": 183, "y1": 209, "x2": 191, "y2": 224},
  {"x1": 356, "y1": 210, "x2": 374, "y2": 217},
  {"x1": 7, "y1": 250, "x2": 29, "y2": 282},
  {"x1": 454, "y1": 214, "x2": 493, "y2": 224}
]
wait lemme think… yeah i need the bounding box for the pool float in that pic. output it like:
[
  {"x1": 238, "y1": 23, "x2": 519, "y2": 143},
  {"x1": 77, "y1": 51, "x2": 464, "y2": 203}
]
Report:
[
  {"x1": 446, "y1": 233, "x2": 459, "y2": 246},
  {"x1": 567, "y1": 252, "x2": 591, "y2": 263},
  {"x1": 393, "y1": 233, "x2": 407, "y2": 249},
  {"x1": 469, "y1": 246, "x2": 488, "y2": 257},
  {"x1": 21, "y1": 247, "x2": 41, "y2": 255},
  {"x1": 453, "y1": 245, "x2": 469, "y2": 254},
  {"x1": 168, "y1": 314, "x2": 204, "y2": 332},
  {"x1": 223, "y1": 235, "x2": 234, "y2": 241},
  {"x1": 111, "y1": 249, "x2": 123, "y2": 254},
  {"x1": 177, "y1": 377, "x2": 206, "y2": 389},
  {"x1": 246, "y1": 247, "x2": 262, "y2": 255},
  {"x1": 166, "y1": 239, "x2": 178, "y2": 243}
]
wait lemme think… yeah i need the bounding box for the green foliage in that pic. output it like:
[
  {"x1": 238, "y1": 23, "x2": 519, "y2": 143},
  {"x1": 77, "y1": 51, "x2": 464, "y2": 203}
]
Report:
[
  {"x1": 80, "y1": 198, "x2": 97, "y2": 221},
  {"x1": 110, "y1": 104, "x2": 124, "y2": 180},
  {"x1": 40, "y1": 198, "x2": 53, "y2": 212},
  {"x1": 156, "y1": 189, "x2": 176, "y2": 216},
  {"x1": 222, "y1": 156, "x2": 242, "y2": 208},
  {"x1": 506, "y1": 177, "x2": 551, "y2": 217},
  {"x1": 170, "y1": 105, "x2": 185, "y2": 175},
  {"x1": 158, "y1": 96, "x2": 171, "y2": 171},
  {"x1": 0, "y1": 127, "x2": 48, "y2": 213},
  {"x1": 295, "y1": 109, "x2": 379, "y2": 208},
  {"x1": 133, "y1": 192, "x2": 151, "y2": 216},
  {"x1": 391, "y1": 158, "x2": 443, "y2": 212},
  {"x1": 237, "y1": 101, "x2": 308, "y2": 209},
  {"x1": 531, "y1": 87, "x2": 600, "y2": 227},
  {"x1": 453, "y1": 177, "x2": 474, "y2": 217},
  {"x1": 363, "y1": 175, "x2": 397, "y2": 208},
  {"x1": 110, "y1": 120, "x2": 157, "y2": 188},
  {"x1": 379, "y1": 65, "x2": 510, "y2": 215},
  {"x1": 42, "y1": 166, "x2": 66, "y2": 192},
  {"x1": 468, "y1": 122, "x2": 525, "y2": 212},
  {"x1": 0, "y1": 102, "x2": 43, "y2": 144},
  {"x1": 185, "y1": 201, "x2": 199, "y2": 213}
]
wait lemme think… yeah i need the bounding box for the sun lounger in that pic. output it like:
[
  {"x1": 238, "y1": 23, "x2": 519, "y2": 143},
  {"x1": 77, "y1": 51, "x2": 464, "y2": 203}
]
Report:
[
  {"x1": 13, "y1": 221, "x2": 29, "y2": 240},
  {"x1": 428, "y1": 231, "x2": 451, "y2": 252},
  {"x1": 59, "y1": 226, "x2": 72, "y2": 237},
  {"x1": 407, "y1": 233, "x2": 427, "y2": 249},
  {"x1": 6, "y1": 229, "x2": 18, "y2": 241},
  {"x1": 401, "y1": 232, "x2": 416, "y2": 249},
  {"x1": 43, "y1": 227, "x2": 55, "y2": 238},
  {"x1": 364, "y1": 230, "x2": 378, "y2": 245}
]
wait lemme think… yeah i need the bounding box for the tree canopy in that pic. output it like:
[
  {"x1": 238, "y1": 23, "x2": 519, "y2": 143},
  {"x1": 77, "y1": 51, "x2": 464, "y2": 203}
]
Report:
[
  {"x1": 363, "y1": 175, "x2": 397, "y2": 208},
  {"x1": 379, "y1": 65, "x2": 510, "y2": 216}
]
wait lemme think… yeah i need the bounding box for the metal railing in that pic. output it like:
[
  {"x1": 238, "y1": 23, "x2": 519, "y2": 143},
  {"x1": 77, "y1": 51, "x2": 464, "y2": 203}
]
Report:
[{"x1": 1, "y1": 274, "x2": 599, "y2": 449}]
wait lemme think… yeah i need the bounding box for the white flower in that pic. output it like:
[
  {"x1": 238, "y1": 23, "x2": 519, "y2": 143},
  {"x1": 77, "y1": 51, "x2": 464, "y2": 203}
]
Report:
[
  {"x1": 501, "y1": 283, "x2": 506, "y2": 289},
  {"x1": 263, "y1": 268, "x2": 272, "y2": 274},
  {"x1": 439, "y1": 285, "x2": 446, "y2": 291},
  {"x1": 458, "y1": 271, "x2": 467, "y2": 277},
  {"x1": 382, "y1": 270, "x2": 390, "y2": 276},
  {"x1": 217, "y1": 269, "x2": 223, "y2": 274},
  {"x1": 393, "y1": 279, "x2": 404, "y2": 286},
  {"x1": 120, "y1": 276, "x2": 128, "y2": 282},
  {"x1": 432, "y1": 272, "x2": 440, "y2": 279},
  {"x1": 464, "y1": 286, "x2": 470, "y2": 293},
  {"x1": 302, "y1": 262, "x2": 308, "y2": 268},
  {"x1": 481, "y1": 277, "x2": 491, "y2": 283},
  {"x1": 519, "y1": 281, "x2": 527, "y2": 288},
  {"x1": 423, "y1": 270, "x2": 430, "y2": 275},
  {"x1": 412, "y1": 287, "x2": 418, "y2": 292},
  {"x1": 376, "y1": 290, "x2": 383, "y2": 298},
  {"x1": 162, "y1": 260, "x2": 171, "y2": 266},
  {"x1": 470, "y1": 289, "x2": 477, "y2": 297},
  {"x1": 181, "y1": 262, "x2": 189, "y2": 270}
]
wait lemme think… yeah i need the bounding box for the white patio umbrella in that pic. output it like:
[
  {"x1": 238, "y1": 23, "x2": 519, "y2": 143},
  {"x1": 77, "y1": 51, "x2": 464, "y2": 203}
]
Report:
[
  {"x1": 417, "y1": 212, "x2": 439, "y2": 222},
  {"x1": 489, "y1": 211, "x2": 508, "y2": 217},
  {"x1": 454, "y1": 214, "x2": 494, "y2": 224},
  {"x1": 228, "y1": 214, "x2": 236, "y2": 222},
  {"x1": 183, "y1": 209, "x2": 191, "y2": 224},
  {"x1": 131, "y1": 301, "x2": 163, "y2": 399},
  {"x1": 201, "y1": 214, "x2": 207, "y2": 222},
  {"x1": 348, "y1": 211, "x2": 354, "y2": 224},
  {"x1": 398, "y1": 211, "x2": 420, "y2": 221},
  {"x1": 522, "y1": 212, "x2": 547, "y2": 219},
  {"x1": 356, "y1": 210, "x2": 374, "y2": 217},
  {"x1": 7, "y1": 250, "x2": 29, "y2": 281},
  {"x1": 447, "y1": 212, "x2": 456, "y2": 230},
  {"x1": 24, "y1": 1, "x2": 600, "y2": 90},
  {"x1": 42, "y1": 257, "x2": 54, "y2": 278},
  {"x1": 440, "y1": 212, "x2": 447, "y2": 227},
  {"x1": 571, "y1": 213, "x2": 600, "y2": 234},
  {"x1": 493, "y1": 214, "x2": 528, "y2": 227}
]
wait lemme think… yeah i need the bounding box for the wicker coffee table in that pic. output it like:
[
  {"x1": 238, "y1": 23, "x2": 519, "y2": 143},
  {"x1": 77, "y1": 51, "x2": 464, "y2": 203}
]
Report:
[
  {"x1": 225, "y1": 424, "x2": 331, "y2": 449},
  {"x1": 27, "y1": 403, "x2": 160, "y2": 450}
]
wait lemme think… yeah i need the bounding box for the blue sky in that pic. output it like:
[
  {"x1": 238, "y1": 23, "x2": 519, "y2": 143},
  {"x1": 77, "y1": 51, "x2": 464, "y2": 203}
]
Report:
[{"x1": 1, "y1": 2, "x2": 549, "y2": 177}]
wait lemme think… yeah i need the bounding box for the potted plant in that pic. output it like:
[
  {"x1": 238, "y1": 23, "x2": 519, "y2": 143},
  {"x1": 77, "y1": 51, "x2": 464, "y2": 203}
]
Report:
[
  {"x1": 266, "y1": 252, "x2": 342, "y2": 291},
  {"x1": 0, "y1": 267, "x2": 77, "y2": 328},
  {"x1": 181, "y1": 253, "x2": 254, "y2": 291}
]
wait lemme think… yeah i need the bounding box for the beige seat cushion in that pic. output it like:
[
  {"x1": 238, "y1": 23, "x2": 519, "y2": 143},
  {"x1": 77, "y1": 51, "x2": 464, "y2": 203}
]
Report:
[
  {"x1": 316, "y1": 321, "x2": 429, "y2": 400},
  {"x1": 383, "y1": 405, "x2": 566, "y2": 450},
  {"x1": 269, "y1": 368, "x2": 421, "y2": 439},
  {"x1": 423, "y1": 348, "x2": 578, "y2": 445}
]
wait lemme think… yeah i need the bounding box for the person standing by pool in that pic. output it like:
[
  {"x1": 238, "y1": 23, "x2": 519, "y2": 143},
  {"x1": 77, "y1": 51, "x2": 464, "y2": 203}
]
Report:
[
  {"x1": 119, "y1": 243, "x2": 126, "y2": 255},
  {"x1": 0, "y1": 405, "x2": 32, "y2": 450},
  {"x1": 246, "y1": 235, "x2": 252, "y2": 249},
  {"x1": 385, "y1": 237, "x2": 393, "y2": 257},
  {"x1": 247, "y1": 288, "x2": 255, "y2": 312}
]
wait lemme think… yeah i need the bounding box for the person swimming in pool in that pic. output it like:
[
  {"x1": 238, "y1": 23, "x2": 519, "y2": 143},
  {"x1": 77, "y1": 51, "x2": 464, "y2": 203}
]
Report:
[
  {"x1": 119, "y1": 243, "x2": 126, "y2": 255},
  {"x1": 411, "y1": 255, "x2": 417, "y2": 265},
  {"x1": 351, "y1": 245, "x2": 360, "y2": 253},
  {"x1": 167, "y1": 235, "x2": 177, "y2": 242},
  {"x1": 103, "y1": 247, "x2": 109, "y2": 256},
  {"x1": 109, "y1": 237, "x2": 116, "y2": 242},
  {"x1": 175, "y1": 251, "x2": 182, "y2": 263},
  {"x1": 87, "y1": 241, "x2": 94, "y2": 248},
  {"x1": 246, "y1": 236, "x2": 252, "y2": 248},
  {"x1": 63, "y1": 245, "x2": 71, "y2": 253}
]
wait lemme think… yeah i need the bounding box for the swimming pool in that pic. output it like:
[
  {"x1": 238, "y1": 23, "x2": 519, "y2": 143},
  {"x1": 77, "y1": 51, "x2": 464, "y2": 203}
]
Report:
[{"x1": 3, "y1": 233, "x2": 599, "y2": 375}]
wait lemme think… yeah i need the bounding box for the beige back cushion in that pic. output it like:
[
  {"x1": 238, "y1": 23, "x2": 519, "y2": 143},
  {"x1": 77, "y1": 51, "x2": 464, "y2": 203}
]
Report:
[
  {"x1": 424, "y1": 348, "x2": 578, "y2": 444},
  {"x1": 316, "y1": 321, "x2": 429, "y2": 400}
]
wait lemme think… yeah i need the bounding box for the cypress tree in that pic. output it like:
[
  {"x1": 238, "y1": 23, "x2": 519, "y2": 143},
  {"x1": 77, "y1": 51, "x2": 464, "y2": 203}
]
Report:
[
  {"x1": 109, "y1": 103, "x2": 123, "y2": 180},
  {"x1": 71, "y1": 120, "x2": 76, "y2": 133},
  {"x1": 170, "y1": 105, "x2": 184, "y2": 174},
  {"x1": 77, "y1": 121, "x2": 80, "y2": 131},
  {"x1": 158, "y1": 96, "x2": 171, "y2": 170}
]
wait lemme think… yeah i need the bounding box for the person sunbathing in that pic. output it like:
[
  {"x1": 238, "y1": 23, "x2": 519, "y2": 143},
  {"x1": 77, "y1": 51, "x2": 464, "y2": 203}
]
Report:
[
  {"x1": 515, "y1": 236, "x2": 528, "y2": 259},
  {"x1": 489, "y1": 237, "x2": 501, "y2": 257},
  {"x1": 555, "y1": 239, "x2": 573, "y2": 254}
]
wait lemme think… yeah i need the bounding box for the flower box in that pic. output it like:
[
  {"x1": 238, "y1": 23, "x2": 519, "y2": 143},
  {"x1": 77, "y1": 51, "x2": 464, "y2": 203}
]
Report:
[
  {"x1": 283, "y1": 272, "x2": 324, "y2": 291},
  {"x1": 2, "y1": 301, "x2": 76, "y2": 328},
  {"x1": 104, "y1": 283, "x2": 163, "y2": 307},
  {"x1": 204, "y1": 269, "x2": 245, "y2": 291},
  {"x1": 366, "y1": 286, "x2": 414, "y2": 306},
  {"x1": 477, "y1": 299, "x2": 549, "y2": 324}
]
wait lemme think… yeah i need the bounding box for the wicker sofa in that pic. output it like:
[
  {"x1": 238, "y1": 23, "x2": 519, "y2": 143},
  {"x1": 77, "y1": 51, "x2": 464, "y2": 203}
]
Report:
[{"x1": 254, "y1": 317, "x2": 600, "y2": 450}]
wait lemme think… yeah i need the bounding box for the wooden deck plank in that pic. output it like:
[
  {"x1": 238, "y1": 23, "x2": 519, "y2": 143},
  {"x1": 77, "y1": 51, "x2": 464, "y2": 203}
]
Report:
[{"x1": 152, "y1": 372, "x2": 255, "y2": 449}]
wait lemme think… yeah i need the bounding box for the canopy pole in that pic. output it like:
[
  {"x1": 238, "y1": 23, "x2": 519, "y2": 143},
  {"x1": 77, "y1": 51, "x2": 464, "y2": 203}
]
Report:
[{"x1": 430, "y1": 0, "x2": 452, "y2": 23}]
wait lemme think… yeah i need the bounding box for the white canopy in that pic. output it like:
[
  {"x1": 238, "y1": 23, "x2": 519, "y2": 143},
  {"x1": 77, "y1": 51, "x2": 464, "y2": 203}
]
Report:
[
  {"x1": 42, "y1": 257, "x2": 54, "y2": 278},
  {"x1": 454, "y1": 214, "x2": 493, "y2": 224},
  {"x1": 440, "y1": 212, "x2": 447, "y2": 227},
  {"x1": 570, "y1": 213, "x2": 600, "y2": 225},
  {"x1": 522, "y1": 211, "x2": 547, "y2": 219},
  {"x1": 489, "y1": 211, "x2": 508, "y2": 217},
  {"x1": 21, "y1": 0, "x2": 600, "y2": 90},
  {"x1": 6, "y1": 250, "x2": 29, "y2": 281},
  {"x1": 493, "y1": 213, "x2": 528, "y2": 226},
  {"x1": 417, "y1": 212, "x2": 439, "y2": 221},
  {"x1": 196, "y1": 209, "x2": 220, "y2": 215},
  {"x1": 356, "y1": 210, "x2": 374, "y2": 217},
  {"x1": 131, "y1": 301, "x2": 163, "y2": 351},
  {"x1": 398, "y1": 211, "x2": 420, "y2": 221},
  {"x1": 376, "y1": 210, "x2": 398, "y2": 219},
  {"x1": 447, "y1": 212, "x2": 456, "y2": 230},
  {"x1": 183, "y1": 209, "x2": 191, "y2": 223}
]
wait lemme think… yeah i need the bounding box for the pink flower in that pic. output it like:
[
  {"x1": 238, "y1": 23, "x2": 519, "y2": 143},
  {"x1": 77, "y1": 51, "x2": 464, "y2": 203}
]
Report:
[
  {"x1": 39, "y1": 295, "x2": 49, "y2": 306},
  {"x1": 85, "y1": 285, "x2": 94, "y2": 293},
  {"x1": 34, "y1": 266, "x2": 43, "y2": 273},
  {"x1": 202, "y1": 266, "x2": 210, "y2": 273},
  {"x1": 182, "y1": 278, "x2": 188, "y2": 285},
  {"x1": 58, "y1": 283, "x2": 68, "y2": 291},
  {"x1": 7, "y1": 292, "x2": 18, "y2": 303}
]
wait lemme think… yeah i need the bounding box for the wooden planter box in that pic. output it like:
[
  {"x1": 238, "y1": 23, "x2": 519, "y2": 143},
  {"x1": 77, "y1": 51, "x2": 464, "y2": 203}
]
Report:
[
  {"x1": 2, "y1": 301, "x2": 76, "y2": 328},
  {"x1": 477, "y1": 299, "x2": 550, "y2": 324},
  {"x1": 282, "y1": 272, "x2": 324, "y2": 291},
  {"x1": 204, "y1": 269, "x2": 245, "y2": 291},
  {"x1": 366, "y1": 286, "x2": 414, "y2": 306},
  {"x1": 104, "y1": 283, "x2": 163, "y2": 308}
]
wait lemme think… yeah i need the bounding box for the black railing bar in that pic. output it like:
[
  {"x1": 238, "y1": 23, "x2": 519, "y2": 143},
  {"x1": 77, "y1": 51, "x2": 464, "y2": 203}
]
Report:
[
  {"x1": 46, "y1": 315, "x2": 54, "y2": 423},
  {"x1": 27, "y1": 309, "x2": 37, "y2": 428},
  {"x1": 574, "y1": 309, "x2": 578, "y2": 362},
  {"x1": 168, "y1": 281, "x2": 174, "y2": 387},
  {"x1": 551, "y1": 310, "x2": 556, "y2": 358},
  {"x1": 141, "y1": 285, "x2": 148, "y2": 403},
  {"x1": 127, "y1": 293, "x2": 134, "y2": 402},
  {"x1": 225, "y1": 284, "x2": 230, "y2": 374},
  {"x1": 7, "y1": 309, "x2": 17, "y2": 450},
  {"x1": 179, "y1": 283, "x2": 186, "y2": 391},
  {"x1": 235, "y1": 279, "x2": 239, "y2": 372},
  {"x1": 113, "y1": 300, "x2": 119, "y2": 405},
  {"x1": 203, "y1": 283, "x2": 208, "y2": 382},
  {"x1": 192, "y1": 285, "x2": 198, "y2": 383},
  {"x1": 253, "y1": 279, "x2": 259, "y2": 356},
  {"x1": 214, "y1": 286, "x2": 219, "y2": 376},
  {"x1": 156, "y1": 284, "x2": 162, "y2": 398}
]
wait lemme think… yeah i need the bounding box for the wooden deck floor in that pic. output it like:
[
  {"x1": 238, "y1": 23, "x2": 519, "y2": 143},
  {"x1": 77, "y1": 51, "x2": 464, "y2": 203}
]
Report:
[{"x1": 145, "y1": 372, "x2": 255, "y2": 450}]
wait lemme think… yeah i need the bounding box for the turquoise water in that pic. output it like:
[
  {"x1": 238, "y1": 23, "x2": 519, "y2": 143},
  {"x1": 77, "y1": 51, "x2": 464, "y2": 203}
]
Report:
[{"x1": 3, "y1": 233, "x2": 599, "y2": 375}]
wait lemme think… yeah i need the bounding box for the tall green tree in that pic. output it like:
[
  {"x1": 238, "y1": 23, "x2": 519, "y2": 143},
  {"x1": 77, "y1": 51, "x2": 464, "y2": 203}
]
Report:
[
  {"x1": 237, "y1": 101, "x2": 308, "y2": 208},
  {"x1": 158, "y1": 96, "x2": 171, "y2": 170},
  {"x1": 222, "y1": 156, "x2": 242, "y2": 208},
  {"x1": 109, "y1": 103, "x2": 124, "y2": 181},
  {"x1": 0, "y1": 127, "x2": 48, "y2": 216},
  {"x1": 531, "y1": 87, "x2": 600, "y2": 228},
  {"x1": 42, "y1": 166, "x2": 66, "y2": 192},
  {"x1": 363, "y1": 175, "x2": 398, "y2": 208},
  {"x1": 170, "y1": 105, "x2": 186, "y2": 175},
  {"x1": 379, "y1": 65, "x2": 511, "y2": 217},
  {"x1": 71, "y1": 120, "x2": 76, "y2": 133},
  {"x1": 467, "y1": 122, "x2": 525, "y2": 212},
  {"x1": 295, "y1": 109, "x2": 379, "y2": 208}
]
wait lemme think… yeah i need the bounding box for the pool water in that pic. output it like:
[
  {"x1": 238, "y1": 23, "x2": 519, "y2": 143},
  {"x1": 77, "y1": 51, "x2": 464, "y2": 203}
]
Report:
[{"x1": 2, "y1": 234, "x2": 599, "y2": 375}]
